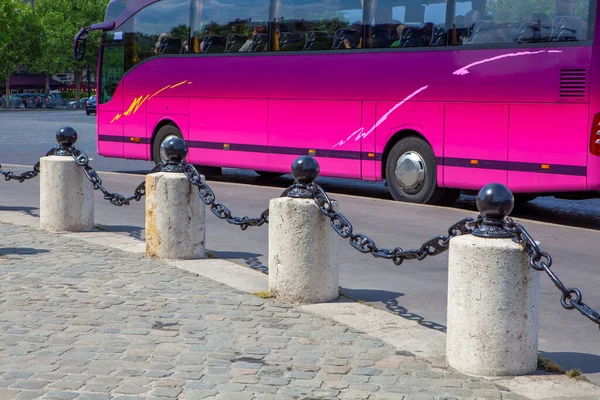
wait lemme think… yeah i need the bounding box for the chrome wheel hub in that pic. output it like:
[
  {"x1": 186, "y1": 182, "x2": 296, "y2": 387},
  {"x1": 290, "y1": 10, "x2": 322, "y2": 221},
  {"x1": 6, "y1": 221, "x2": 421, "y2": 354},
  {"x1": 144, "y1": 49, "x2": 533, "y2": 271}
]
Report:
[
  {"x1": 160, "y1": 135, "x2": 180, "y2": 161},
  {"x1": 395, "y1": 151, "x2": 426, "y2": 194}
]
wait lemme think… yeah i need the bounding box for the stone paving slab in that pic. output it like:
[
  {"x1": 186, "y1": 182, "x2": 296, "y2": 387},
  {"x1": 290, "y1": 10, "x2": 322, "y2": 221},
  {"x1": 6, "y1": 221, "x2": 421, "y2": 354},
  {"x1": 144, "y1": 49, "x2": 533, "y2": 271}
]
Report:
[{"x1": 0, "y1": 222, "x2": 563, "y2": 400}]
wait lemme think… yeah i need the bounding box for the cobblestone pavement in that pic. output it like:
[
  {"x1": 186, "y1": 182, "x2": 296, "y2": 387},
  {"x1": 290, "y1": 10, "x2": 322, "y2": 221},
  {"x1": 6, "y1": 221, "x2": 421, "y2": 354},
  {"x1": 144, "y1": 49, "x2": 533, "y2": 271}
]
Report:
[{"x1": 0, "y1": 223, "x2": 528, "y2": 400}]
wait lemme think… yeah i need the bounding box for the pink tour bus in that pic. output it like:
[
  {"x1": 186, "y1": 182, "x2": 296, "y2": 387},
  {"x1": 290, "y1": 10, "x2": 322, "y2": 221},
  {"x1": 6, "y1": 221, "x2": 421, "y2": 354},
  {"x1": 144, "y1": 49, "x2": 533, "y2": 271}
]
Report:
[{"x1": 74, "y1": 0, "x2": 600, "y2": 204}]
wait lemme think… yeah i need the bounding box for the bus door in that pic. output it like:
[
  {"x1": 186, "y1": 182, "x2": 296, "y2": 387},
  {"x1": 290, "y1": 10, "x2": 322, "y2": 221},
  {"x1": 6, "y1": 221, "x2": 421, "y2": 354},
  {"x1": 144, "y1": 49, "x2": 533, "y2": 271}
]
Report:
[{"x1": 97, "y1": 33, "x2": 125, "y2": 158}]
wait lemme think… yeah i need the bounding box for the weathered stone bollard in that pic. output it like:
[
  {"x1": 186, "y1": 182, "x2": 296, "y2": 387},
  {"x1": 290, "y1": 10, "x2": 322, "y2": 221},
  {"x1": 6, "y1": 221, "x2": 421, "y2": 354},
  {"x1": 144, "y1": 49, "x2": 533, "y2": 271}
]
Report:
[
  {"x1": 447, "y1": 183, "x2": 540, "y2": 376},
  {"x1": 145, "y1": 137, "x2": 205, "y2": 259},
  {"x1": 40, "y1": 127, "x2": 94, "y2": 232},
  {"x1": 268, "y1": 156, "x2": 339, "y2": 304}
]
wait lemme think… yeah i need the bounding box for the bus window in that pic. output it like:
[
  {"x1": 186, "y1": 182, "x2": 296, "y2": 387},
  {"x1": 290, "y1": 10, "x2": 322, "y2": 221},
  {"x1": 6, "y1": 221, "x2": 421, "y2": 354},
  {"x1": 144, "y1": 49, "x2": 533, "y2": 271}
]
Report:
[
  {"x1": 122, "y1": 0, "x2": 190, "y2": 71},
  {"x1": 452, "y1": 0, "x2": 591, "y2": 46},
  {"x1": 100, "y1": 30, "x2": 126, "y2": 105},
  {"x1": 273, "y1": 0, "x2": 364, "y2": 51},
  {"x1": 190, "y1": 0, "x2": 268, "y2": 54},
  {"x1": 366, "y1": 0, "x2": 448, "y2": 48}
]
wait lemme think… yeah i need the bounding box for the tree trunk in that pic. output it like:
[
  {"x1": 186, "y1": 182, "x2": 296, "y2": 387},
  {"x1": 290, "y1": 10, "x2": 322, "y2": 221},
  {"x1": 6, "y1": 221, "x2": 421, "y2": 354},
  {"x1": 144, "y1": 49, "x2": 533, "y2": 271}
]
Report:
[
  {"x1": 5, "y1": 76, "x2": 10, "y2": 110},
  {"x1": 75, "y1": 71, "x2": 82, "y2": 108},
  {"x1": 45, "y1": 74, "x2": 49, "y2": 95}
]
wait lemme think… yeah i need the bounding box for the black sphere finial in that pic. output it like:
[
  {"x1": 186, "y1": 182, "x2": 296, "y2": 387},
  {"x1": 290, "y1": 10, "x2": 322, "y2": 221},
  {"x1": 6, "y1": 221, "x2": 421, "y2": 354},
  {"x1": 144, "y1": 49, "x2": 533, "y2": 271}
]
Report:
[
  {"x1": 287, "y1": 156, "x2": 320, "y2": 198},
  {"x1": 55, "y1": 126, "x2": 78, "y2": 155},
  {"x1": 160, "y1": 137, "x2": 188, "y2": 172},
  {"x1": 472, "y1": 183, "x2": 515, "y2": 238},
  {"x1": 291, "y1": 156, "x2": 320, "y2": 185}
]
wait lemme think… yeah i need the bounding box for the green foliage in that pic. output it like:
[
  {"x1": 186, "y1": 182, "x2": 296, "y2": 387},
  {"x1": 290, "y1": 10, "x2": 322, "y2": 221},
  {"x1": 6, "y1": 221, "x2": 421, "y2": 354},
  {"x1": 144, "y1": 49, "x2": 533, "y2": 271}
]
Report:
[{"x1": 0, "y1": 0, "x2": 42, "y2": 93}]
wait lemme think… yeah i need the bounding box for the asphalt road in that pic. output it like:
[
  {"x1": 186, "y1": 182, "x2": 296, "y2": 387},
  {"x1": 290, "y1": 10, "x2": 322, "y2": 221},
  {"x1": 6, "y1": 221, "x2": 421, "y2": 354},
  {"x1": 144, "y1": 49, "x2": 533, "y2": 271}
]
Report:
[{"x1": 1, "y1": 109, "x2": 600, "y2": 385}]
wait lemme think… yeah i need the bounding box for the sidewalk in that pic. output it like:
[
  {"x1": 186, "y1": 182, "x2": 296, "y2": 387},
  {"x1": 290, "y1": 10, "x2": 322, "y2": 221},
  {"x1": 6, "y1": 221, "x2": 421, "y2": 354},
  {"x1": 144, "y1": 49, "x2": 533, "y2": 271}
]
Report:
[{"x1": 0, "y1": 220, "x2": 598, "y2": 400}]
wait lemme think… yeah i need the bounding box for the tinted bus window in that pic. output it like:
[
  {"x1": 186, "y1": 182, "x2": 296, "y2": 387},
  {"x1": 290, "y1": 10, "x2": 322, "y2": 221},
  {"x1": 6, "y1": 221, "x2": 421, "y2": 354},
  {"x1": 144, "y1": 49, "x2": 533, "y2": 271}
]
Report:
[
  {"x1": 123, "y1": 0, "x2": 190, "y2": 72},
  {"x1": 367, "y1": 0, "x2": 448, "y2": 48},
  {"x1": 452, "y1": 0, "x2": 591, "y2": 45},
  {"x1": 100, "y1": 29, "x2": 127, "y2": 104},
  {"x1": 105, "y1": 0, "x2": 127, "y2": 22},
  {"x1": 190, "y1": 0, "x2": 269, "y2": 54},
  {"x1": 272, "y1": 0, "x2": 364, "y2": 51}
]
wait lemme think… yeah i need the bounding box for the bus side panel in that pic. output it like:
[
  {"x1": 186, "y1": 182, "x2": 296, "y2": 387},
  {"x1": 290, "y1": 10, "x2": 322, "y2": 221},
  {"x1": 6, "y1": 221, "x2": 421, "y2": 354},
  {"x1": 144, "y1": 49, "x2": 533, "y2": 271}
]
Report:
[
  {"x1": 123, "y1": 95, "x2": 148, "y2": 160},
  {"x1": 444, "y1": 103, "x2": 509, "y2": 190},
  {"x1": 361, "y1": 101, "x2": 377, "y2": 181},
  {"x1": 374, "y1": 102, "x2": 444, "y2": 182},
  {"x1": 508, "y1": 104, "x2": 588, "y2": 192},
  {"x1": 268, "y1": 100, "x2": 362, "y2": 179},
  {"x1": 188, "y1": 98, "x2": 268, "y2": 169},
  {"x1": 97, "y1": 83, "x2": 124, "y2": 158}
]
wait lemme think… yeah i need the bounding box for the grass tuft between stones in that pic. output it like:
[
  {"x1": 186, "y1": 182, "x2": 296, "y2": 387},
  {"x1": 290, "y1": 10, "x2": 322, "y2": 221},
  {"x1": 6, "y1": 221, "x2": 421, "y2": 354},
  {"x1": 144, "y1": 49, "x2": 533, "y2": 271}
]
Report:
[
  {"x1": 537, "y1": 355, "x2": 564, "y2": 374},
  {"x1": 252, "y1": 290, "x2": 271, "y2": 299}
]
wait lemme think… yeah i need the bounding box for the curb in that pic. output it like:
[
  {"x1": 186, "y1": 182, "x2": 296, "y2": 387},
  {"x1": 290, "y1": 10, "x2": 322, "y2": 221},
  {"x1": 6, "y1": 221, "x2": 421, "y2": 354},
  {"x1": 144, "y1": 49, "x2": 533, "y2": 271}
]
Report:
[{"x1": 0, "y1": 209, "x2": 599, "y2": 400}]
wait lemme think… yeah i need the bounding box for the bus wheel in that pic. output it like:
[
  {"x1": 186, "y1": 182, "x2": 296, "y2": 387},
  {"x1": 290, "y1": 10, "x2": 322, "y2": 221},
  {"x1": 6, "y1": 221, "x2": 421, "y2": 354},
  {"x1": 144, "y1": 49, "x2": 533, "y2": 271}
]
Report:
[
  {"x1": 385, "y1": 137, "x2": 446, "y2": 204},
  {"x1": 152, "y1": 124, "x2": 182, "y2": 164},
  {"x1": 255, "y1": 171, "x2": 284, "y2": 178}
]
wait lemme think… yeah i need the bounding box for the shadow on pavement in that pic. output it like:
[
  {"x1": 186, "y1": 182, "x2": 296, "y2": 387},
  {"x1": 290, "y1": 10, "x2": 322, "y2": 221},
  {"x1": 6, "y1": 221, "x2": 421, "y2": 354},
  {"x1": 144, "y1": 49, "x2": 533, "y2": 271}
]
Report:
[
  {"x1": 341, "y1": 288, "x2": 447, "y2": 333},
  {"x1": 0, "y1": 247, "x2": 49, "y2": 255},
  {"x1": 97, "y1": 225, "x2": 145, "y2": 241},
  {"x1": 539, "y1": 350, "x2": 600, "y2": 374},
  {"x1": 0, "y1": 205, "x2": 39, "y2": 218},
  {"x1": 209, "y1": 250, "x2": 268, "y2": 274}
]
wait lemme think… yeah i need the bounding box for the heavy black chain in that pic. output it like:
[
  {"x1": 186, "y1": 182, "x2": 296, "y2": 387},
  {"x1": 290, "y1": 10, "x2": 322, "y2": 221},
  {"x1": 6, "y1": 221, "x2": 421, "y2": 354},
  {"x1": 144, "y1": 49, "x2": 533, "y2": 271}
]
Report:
[
  {"x1": 306, "y1": 183, "x2": 482, "y2": 265},
  {"x1": 183, "y1": 164, "x2": 270, "y2": 230},
  {"x1": 0, "y1": 148, "x2": 58, "y2": 182},
  {"x1": 72, "y1": 149, "x2": 161, "y2": 206},
  {"x1": 505, "y1": 217, "x2": 600, "y2": 327}
]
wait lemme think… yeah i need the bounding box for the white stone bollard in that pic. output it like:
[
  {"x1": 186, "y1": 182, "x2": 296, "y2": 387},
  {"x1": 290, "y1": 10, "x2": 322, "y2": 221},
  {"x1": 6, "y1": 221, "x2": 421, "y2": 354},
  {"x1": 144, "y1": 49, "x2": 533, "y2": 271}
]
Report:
[
  {"x1": 40, "y1": 154, "x2": 94, "y2": 232},
  {"x1": 145, "y1": 135, "x2": 205, "y2": 259},
  {"x1": 268, "y1": 156, "x2": 339, "y2": 304},
  {"x1": 446, "y1": 183, "x2": 540, "y2": 377},
  {"x1": 269, "y1": 197, "x2": 339, "y2": 304},
  {"x1": 145, "y1": 171, "x2": 205, "y2": 260}
]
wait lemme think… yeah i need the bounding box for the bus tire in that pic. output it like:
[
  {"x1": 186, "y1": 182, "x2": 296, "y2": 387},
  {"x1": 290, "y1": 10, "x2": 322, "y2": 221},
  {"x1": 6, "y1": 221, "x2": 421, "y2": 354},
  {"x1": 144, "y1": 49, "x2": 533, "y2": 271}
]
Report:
[
  {"x1": 385, "y1": 137, "x2": 446, "y2": 204},
  {"x1": 152, "y1": 124, "x2": 183, "y2": 164},
  {"x1": 255, "y1": 171, "x2": 284, "y2": 178}
]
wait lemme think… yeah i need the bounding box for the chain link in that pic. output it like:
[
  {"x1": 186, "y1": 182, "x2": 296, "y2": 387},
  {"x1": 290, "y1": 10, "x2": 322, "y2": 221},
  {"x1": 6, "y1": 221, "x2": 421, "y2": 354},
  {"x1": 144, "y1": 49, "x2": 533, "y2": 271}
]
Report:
[
  {"x1": 308, "y1": 183, "x2": 482, "y2": 265},
  {"x1": 505, "y1": 217, "x2": 600, "y2": 327},
  {"x1": 183, "y1": 164, "x2": 271, "y2": 230},
  {"x1": 0, "y1": 148, "x2": 58, "y2": 182},
  {"x1": 72, "y1": 149, "x2": 160, "y2": 206}
]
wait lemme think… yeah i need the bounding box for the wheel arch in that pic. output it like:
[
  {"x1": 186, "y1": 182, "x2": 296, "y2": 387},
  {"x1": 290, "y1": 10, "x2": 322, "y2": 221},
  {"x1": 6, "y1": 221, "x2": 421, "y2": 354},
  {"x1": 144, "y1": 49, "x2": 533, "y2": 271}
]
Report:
[{"x1": 151, "y1": 119, "x2": 180, "y2": 161}]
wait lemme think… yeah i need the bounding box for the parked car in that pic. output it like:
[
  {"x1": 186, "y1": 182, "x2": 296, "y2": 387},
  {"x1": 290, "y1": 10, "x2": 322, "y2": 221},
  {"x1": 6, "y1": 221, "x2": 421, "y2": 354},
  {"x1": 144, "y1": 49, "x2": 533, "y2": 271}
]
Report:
[
  {"x1": 39, "y1": 94, "x2": 57, "y2": 109},
  {"x1": 85, "y1": 95, "x2": 96, "y2": 115},
  {"x1": 18, "y1": 93, "x2": 46, "y2": 108},
  {"x1": 0, "y1": 95, "x2": 25, "y2": 109},
  {"x1": 68, "y1": 97, "x2": 88, "y2": 109}
]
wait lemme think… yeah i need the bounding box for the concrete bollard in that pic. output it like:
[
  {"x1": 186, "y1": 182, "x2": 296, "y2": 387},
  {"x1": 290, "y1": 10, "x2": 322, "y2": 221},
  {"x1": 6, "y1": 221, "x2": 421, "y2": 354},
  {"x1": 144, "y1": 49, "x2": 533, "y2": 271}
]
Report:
[
  {"x1": 447, "y1": 184, "x2": 540, "y2": 377},
  {"x1": 145, "y1": 138, "x2": 205, "y2": 260},
  {"x1": 268, "y1": 157, "x2": 339, "y2": 304},
  {"x1": 40, "y1": 127, "x2": 94, "y2": 232}
]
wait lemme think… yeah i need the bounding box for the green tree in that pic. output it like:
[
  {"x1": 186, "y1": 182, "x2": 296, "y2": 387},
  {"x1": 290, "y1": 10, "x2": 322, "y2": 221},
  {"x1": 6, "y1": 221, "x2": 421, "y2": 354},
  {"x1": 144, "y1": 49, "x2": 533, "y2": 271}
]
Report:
[
  {"x1": 0, "y1": 0, "x2": 42, "y2": 108},
  {"x1": 29, "y1": 10, "x2": 72, "y2": 95},
  {"x1": 35, "y1": 0, "x2": 109, "y2": 106}
]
